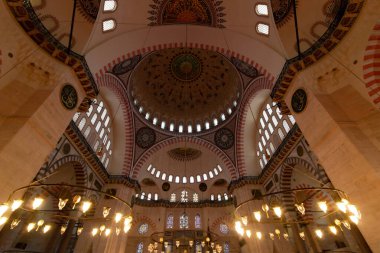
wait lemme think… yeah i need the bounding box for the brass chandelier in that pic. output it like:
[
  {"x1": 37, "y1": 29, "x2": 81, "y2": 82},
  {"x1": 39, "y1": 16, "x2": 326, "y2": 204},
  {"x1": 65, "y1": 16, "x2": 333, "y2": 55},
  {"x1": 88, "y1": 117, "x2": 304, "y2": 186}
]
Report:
[
  {"x1": 0, "y1": 183, "x2": 133, "y2": 238},
  {"x1": 233, "y1": 187, "x2": 362, "y2": 241}
]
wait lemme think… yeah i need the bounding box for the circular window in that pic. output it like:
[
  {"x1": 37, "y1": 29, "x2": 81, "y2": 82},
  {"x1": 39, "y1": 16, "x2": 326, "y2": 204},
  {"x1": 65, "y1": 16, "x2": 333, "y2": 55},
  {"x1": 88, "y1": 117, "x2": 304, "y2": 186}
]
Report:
[
  {"x1": 138, "y1": 223, "x2": 149, "y2": 234},
  {"x1": 220, "y1": 223, "x2": 229, "y2": 234}
]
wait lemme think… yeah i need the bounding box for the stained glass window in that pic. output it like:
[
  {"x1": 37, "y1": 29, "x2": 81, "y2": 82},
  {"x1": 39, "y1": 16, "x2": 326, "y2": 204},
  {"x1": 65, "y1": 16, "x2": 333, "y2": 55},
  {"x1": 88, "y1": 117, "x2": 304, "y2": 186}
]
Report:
[
  {"x1": 224, "y1": 242, "x2": 230, "y2": 253},
  {"x1": 181, "y1": 190, "x2": 188, "y2": 202},
  {"x1": 220, "y1": 224, "x2": 229, "y2": 234},
  {"x1": 167, "y1": 214, "x2": 174, "y2": 229},
  {"x1": 138, "y1": 223, "x2": 149, "y2": 235},
  {"x1": 136, "y1": 242, "x2": 143, "y2": 253},
  {"x1": 195, "y1": 214, "x2": 201, "y2": 229},
  {"x1": 180, "y1": 213, "x2": 189, "y2": 229},
  {"x1": 193, "y1": 193, "x2": 199, "y2": 203}
]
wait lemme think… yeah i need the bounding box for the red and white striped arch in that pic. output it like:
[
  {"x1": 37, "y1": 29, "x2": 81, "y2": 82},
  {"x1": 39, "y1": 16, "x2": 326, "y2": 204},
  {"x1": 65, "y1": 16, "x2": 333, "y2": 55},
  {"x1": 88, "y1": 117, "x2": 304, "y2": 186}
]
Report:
[{"x1": 363, "y1": 22, "x2": 380, "y2": 107}]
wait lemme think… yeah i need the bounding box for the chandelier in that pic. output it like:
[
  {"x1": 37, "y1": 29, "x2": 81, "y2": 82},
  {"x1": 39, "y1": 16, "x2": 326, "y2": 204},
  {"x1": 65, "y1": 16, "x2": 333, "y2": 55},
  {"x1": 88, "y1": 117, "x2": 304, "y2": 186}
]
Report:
[
  {"x1": 0, "y1": 183, "x2": 133, "y2": 238},
  {"x1": 233, "y1": 187, "x2": 362, "y2": 241},
  {"x1": 148, "y1": 226, "x2": 224, "y2": 253}
]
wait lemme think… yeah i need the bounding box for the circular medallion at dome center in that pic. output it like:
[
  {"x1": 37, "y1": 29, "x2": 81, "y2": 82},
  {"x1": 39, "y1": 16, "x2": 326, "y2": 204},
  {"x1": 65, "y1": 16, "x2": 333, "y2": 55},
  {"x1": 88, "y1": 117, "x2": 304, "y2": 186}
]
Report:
[{"x1": 171, "y1": 53, "x2": 202, "y2": 82}]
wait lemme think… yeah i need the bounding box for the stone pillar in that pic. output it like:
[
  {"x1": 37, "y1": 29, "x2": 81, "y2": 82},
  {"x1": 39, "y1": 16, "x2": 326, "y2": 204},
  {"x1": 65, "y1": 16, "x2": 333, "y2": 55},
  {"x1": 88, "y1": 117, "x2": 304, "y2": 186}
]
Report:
[
  {"x1": 281, "y1": 1, "x2": 380, "y2": 250},
  {"x1": 0, "y1": 0, "x2": 88, "y2": 202}
]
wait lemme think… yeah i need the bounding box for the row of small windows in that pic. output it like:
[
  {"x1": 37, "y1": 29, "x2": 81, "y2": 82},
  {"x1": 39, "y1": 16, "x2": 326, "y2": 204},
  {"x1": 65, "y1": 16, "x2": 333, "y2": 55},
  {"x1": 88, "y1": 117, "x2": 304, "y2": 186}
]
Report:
[
  {"x1": 134, "y1": 98, "x2": 238, "y2": 134},
  {"x1": 73, "y1": 99, "x2": 112, "y2": 168},
  {"x1": 136, "y1": 191, "x2": 232, "y2": 203},
  {"x1": 137, "y1": 241, "x2": 229, "y2": 253},
  {"x1": 135, "y1": 192, "x2": 159, "y2": 201},
  {"x1": 102, "y1": 1, "x2": 118, "y2": 32},
  {"x1": 147, "y1": 164, "x2": 223, "y2": 183},
  {"x1": 257, "y1": 102, "x2": 295, "y2": 169},
  {"x1": 166, "y1": 214, "x2": 201, "y2": 230},
  {"x1": 254, "y1": 3, "x2": 270, "y2": 36}
]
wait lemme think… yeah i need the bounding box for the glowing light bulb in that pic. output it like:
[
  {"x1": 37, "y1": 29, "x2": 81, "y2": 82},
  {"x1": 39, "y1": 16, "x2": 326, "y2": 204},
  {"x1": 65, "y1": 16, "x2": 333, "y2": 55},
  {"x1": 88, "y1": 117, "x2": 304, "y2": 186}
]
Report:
[
  {"x1": 318, "y1": 201, "x2": 328, "y2": 213},
  {"x1": 176, "y1": 240, "x2": 180, "y2": 248},
  {"x1": 349, "y1": 215, "x2": 359, "y2": 225},
  {"x1": 32, "y1": 197, "x2": 44, "y2": 210},
  {"x1": 254, "y1": 211, "x2": 261, "y2": 222},
  {"x1": 275, "y1": 229, "x2": 281, "y2": 239},
  {"x1": 60, "y1": 224, "x2": 67, "y2": 235},
  {"x1": 336, "y1": 202, "x2": 347, "y2": 213},
  {"x1": 92, "y1": 228, "x2": 99, "y2": 237},
  {"x1": 262, "y1": 204, "x2": 270, "y2": 218},
  {"x1": 299, "y1": 232, "x2": 305, "y2": 240},
  {"x1": 269, "y1": 233, "x2": 275, "y2": 240},
  {"x1": 0, "y1": 217, "x2": 8, "y2": 225},
  {"x1": 116, "y1": 227, "x2": 121, "y2": 235},
  {"x1": 43, "y1": 225, "x2": 51, "y2": 234},
  {"x1": 11, "y1": 200, "x2": 23, "y2": 211},
  {"x1": 27, "y1": 223, "x2": 36, "y2": 232},
  {"x1": 348, "y1": 204, "x2": 361, "y2": 219},
  {"x1": 36, "y1": 219, "x2": 44, "y2": 231},
  {"x1": 315, "y1": 229, "x2": 323, "y2": 239},
  {"x1": 10, "y1": 219, "x2": 21, "y2": 229},
  {"x1": 246, "y1": 230, "x2": 252, "y2": 238},
  {"x1": 256, "y1": 231, "x2": 262, "y2": 240},
  {"x1": 283, "y1": 233, "x2": 289, "y2": 241},
  {"x1": 103, "y1": 207, "x2": 111, "y2": 218},
  {"x1": 201, "y1": 241, "x2": 205, "y2": 248},
  {"x1": 241, "y1": 216, "x2": 248, "y2": 226},
  {"x1": 77, "y1": 227, "x2": 84, "y2": 236},
  {"x1": 295, "y1": 203, "x2": 305, "y2": 215},
  {"x1": 342, "y1": 220, "x2": 351, "y2": 230},
  {"x1": 189, "y1": 240, "x2": 194, "y2": 247},
  {"x1": 105, "y1": 228, "x2": 111, "y2": 237},
  {"x1": 99, "y1": 225, "x2": 106, "y2": 235},
  {"x1": 81, "y1": 201, "x2": 92, "y2": 214},
  {"x1": 114, "y1": 213, "x2": 123, "y2": 223},
  {"x1": 124, "y1": 222, "x2": 132, "y2": 234},
  {"x1": 329, "y1": 226, "x2": 338, "y2": 235},
  {"x1": 273, "y1": 207, "x2": 282, "y2": 218},
  {"x1": 0, "y1": 204, "x2": 9, "y2": 217},
  {"x1": 58, "y1": 198, "x2": 68, "y2": 210},
  {"x1": 72, "y1": 195, "x2": 81, "y2": 209}
]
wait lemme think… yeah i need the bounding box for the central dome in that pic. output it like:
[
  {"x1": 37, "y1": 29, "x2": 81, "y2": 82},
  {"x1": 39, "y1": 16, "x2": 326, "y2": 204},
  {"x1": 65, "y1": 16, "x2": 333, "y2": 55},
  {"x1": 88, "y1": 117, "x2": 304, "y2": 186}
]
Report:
[{"x1": 130, "y1": 48, "x2": 242, "y2": 134}]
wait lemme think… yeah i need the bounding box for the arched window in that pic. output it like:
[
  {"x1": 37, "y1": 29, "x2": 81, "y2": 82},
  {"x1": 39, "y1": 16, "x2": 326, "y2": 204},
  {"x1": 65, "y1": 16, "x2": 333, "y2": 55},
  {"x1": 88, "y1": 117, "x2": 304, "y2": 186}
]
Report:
[
  {"x1": 224, "y1": 242, "x2": 230, "y2": 253},
  {"x1": 167, "y1": 214, "x2": 174, "y2": 229},
  {"x1": 181, "y1": 190, "x2": 188, "y2": 202},
  {"x1": 257, "y1": 101, "x2": 295, "y2": 168},
  {"x1": 136, "y1": 242, "x2": 143, "y2": 253},
  {"x1": 73, "y1": 99, "x2": 113, "y2": 168},
  {"x1": 193, "y1": 193, "x2": 199, "y2": 202},
  {"x1": 195, "y1": 214, "x2": 201, "y2": 229},
  {"x1": 180, "y1": 213, "x2": 189, "y2": 229},
  {"x1": 170, "y1": 193, "x2": 176, "y2": 202}
]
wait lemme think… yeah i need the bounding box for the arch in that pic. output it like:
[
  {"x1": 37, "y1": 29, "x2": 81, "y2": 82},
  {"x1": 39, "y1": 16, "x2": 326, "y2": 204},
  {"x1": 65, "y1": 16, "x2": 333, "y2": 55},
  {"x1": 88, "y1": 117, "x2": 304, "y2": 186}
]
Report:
[
  {"x1": 93, "y1": 43, "x2": 276, "y2": 83},
  {"x1": 363, "y1": 21, "x2": 380, "y2": 107},
  {"x1": 35, "y1": 155, "x2": 88, "y2": 188},
  {"x1": 132, "y1": 215, "x2": 157, "y2": 232},
  {"x1": 96, "y1": 73, "x2": 134, "y2": 175},
  {"x1": 235, "y1": 76, "x2": 274, "y2": 176},
  {"x1": 279, "y1": 157, "x2": 331, "y2": 216},
  {"x1": 211, "y1": 214, "x2": 233, "y2": 232},
  {"x1": 132, "y1": 137, "x2": 238, "y2": 180}
]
